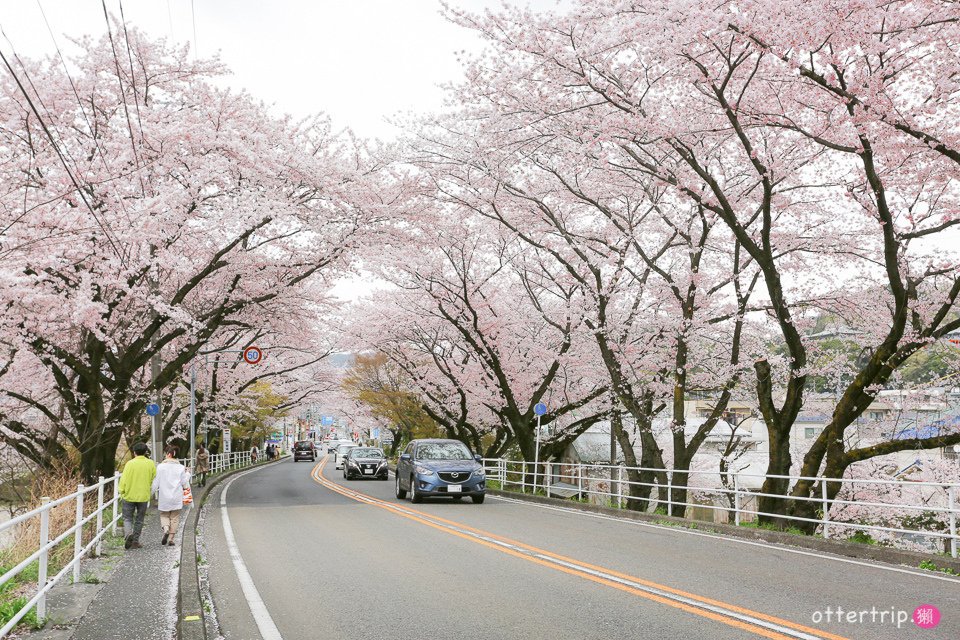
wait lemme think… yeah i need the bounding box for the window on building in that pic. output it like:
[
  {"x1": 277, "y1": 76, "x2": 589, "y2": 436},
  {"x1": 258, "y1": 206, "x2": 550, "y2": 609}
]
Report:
[
  {"x1": 868, "y1": 411, "x2": 885, "y2": 421},
  {"x1": 805, "y1": 428, "x2": 817, "y2": 439}
]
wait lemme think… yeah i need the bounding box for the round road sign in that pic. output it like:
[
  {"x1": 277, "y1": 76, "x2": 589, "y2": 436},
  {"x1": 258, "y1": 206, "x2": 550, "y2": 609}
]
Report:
[
  {"x1": 146, "y1": 403, "x2": 160, "y2": 416},
  {"x1": 243, "y1": 346, "x2": 263, "y2": 365},
  {"x1": 534, "y1": 402, "x2": 547, "y2": 416}
]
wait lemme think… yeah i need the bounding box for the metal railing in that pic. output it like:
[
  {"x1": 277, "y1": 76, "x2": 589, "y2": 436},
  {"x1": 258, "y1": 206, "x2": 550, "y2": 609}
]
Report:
[
  {"x1": 0, "y1": 474, "x2": 121, "y2": 637},
  {"x1": 483, "y1": 458, "x2": 959, "y2": 558},
  {"x1": 206, "y1": 451, "x2": 253, "y2": 474},
  {"x1": 0, "y1": 450, "x2": 260, "y2": 636}
]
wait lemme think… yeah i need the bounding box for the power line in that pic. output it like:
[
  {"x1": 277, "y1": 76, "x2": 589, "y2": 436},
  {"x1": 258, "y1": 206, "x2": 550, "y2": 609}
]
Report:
[
  {"x1": 100, "y1": 0, "x2": 146, "y2": 203},
  {"x1": 35, "y1": 0, "x2": 112, "y2": 177},
  {"x1": 0, "y1": 47, "x2": 124, "y2": 260}
]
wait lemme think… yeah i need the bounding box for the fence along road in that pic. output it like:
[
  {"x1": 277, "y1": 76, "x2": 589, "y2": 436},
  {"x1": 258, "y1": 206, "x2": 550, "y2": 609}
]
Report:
[
  {"x1": 0, "y1": 451, "x2": 257, "y2": 638},
  {"x1": 485, "y1": 458, "x2": 960, "y2": 557},
  {"x1": 202, "y1": 457, "x2": 958, "y2": 640}
]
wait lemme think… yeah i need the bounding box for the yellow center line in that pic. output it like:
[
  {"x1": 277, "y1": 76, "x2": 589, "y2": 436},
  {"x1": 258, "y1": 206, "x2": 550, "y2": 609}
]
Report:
[{"x1": 310, "y1": 457, "x2": 847, "y2": 640}]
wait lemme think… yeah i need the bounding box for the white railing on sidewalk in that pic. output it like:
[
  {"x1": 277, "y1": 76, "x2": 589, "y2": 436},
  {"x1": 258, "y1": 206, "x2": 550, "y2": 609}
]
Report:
[
  {"x1": 0, "y1": 473, "x2": 121, "y2": 637},
  {"x1": 0, "y1": 451, "x2": 261, "y2": 637},
  {"x1": 205, "y1": 451, "x2": 253, "y2": 474},
  {"x1": 482, "y1": 458, "x2": 960, "y2": 558},
  {"x1": 177, "y1": 451, "x2": 255, "y2": 475}
]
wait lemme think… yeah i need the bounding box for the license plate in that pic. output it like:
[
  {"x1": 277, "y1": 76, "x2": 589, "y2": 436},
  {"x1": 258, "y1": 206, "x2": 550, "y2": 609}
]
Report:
[
  {"x1": 362, "y1": 468, "x2": 373, "y2": 474},
  {"x1": 447, "y1": 484, "x2": 461, "y2": 493}
]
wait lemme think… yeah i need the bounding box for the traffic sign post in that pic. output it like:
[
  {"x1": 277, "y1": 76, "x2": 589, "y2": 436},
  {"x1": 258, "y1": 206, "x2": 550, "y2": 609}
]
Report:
[
  {"x1": 533, "y1": 403, "x2": 547, "y2": 491},
  {"x1": 242, "y1": 346, "x2": 263, "y2": 365},
  {"x1": 189, "y1": 346, "x2": 265, "y2": 469}
]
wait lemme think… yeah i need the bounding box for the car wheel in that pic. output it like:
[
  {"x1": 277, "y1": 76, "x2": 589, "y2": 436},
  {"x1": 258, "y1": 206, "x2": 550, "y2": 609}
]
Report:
[
  {"x1": 471, "y1": 494, "x2": 485, "y2": 504},
  {"x1": 410, "y1": 476, "x2": 423, "y2": 504},
  {"x1": 395, "y1": 474, "x2": 407, "y2": 499}
]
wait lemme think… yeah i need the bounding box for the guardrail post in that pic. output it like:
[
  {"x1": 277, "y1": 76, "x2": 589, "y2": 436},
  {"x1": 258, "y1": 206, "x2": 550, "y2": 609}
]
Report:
[
  {"x1": 95, "y1": 477, "x2": 104, "y2": 556},
  {"x1": 821, "y1": 482, "x2": 830, "y2": 539},
  {"x1": 666, "y1": 472, "x2": 673, "y2": 515},
  {"x1": 37, "y1": 497, "x2": 51, "y2": 619},
  {"x1": 617, "y1": 465, "x2": 624, "y2": 508},
  {"x1": 73, "y1": 484, "x2": 84, "y2": 583},
  {"x1": 733, "y1": 474, "x2": 741, "y2": 527},
  {"x1": 111, "y1": 473, "x2": 119, "y2": 536},
  {"x1": 949, "y1": 485, "x2": 957, "y2": 559},
  {"x1": 577, "y1": 464, "x2": 583, "y2": 498}
]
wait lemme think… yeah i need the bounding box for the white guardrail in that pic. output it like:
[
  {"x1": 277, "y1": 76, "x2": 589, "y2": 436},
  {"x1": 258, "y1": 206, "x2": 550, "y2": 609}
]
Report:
[
  {"x1": 0, "y1": 450, "x2": 256, "y2": 637},
  {"x1": 0, "y1": 474, "x2": 120, "y2": 636},
  {"x1": 482, "y1": 458, "x2": 959, "y2": 558}
]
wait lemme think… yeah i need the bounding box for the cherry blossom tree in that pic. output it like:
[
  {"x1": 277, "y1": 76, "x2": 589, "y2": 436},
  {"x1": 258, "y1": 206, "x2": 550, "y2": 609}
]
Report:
[
  {"x1": 0, "y1": 28, "x2": 387, "y2": 479},
  {"x1": 445, "y1": 0, "x2": 960, "y2": 526}
]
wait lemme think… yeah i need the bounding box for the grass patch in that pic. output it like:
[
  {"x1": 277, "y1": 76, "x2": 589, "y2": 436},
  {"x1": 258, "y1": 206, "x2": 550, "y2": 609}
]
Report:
[
  {"x1": 846, "y1": 531, "x2": 878, "y2": 546},
  {"x1": 738, "y1": 520, "x2": 807, "y2": 536},
  {"x1": 0, "y1": 596, "x2": 42, "y2": 631},
  {"x1": 919, "y1": 560, "x2": 960, "y2": 576}
]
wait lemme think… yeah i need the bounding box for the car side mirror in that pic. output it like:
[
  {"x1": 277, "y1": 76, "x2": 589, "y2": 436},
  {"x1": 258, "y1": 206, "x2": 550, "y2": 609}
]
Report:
[
  {"x1": 400, "y1": 453, "x2": 411, "y2": 461},
  {"x1": 474, "y1": 454, "x2": 482, "y2": 463}
]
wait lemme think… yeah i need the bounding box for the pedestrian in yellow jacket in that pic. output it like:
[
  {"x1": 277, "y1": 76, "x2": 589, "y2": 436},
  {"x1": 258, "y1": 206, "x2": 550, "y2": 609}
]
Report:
[{"x1": 119, "y1": 442, "x2": 156, "y2": 549}]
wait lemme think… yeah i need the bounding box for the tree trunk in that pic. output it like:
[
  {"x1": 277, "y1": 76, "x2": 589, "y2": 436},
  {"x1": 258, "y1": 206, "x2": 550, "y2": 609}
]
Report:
[{"x1": 757, "y1": 418, "x2": 792, "y2": 524}]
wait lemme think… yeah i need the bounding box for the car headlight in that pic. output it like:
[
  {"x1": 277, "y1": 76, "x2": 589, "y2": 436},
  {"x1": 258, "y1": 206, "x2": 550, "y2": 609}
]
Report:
[
  {"x1": 347, "y1": 459, "x2": 359, "y2": 467},
  {"x1": 376, "y1": 460, "x2": 387, "y2": 467},
  {"x1": 473, "y1": 467, "x2": 486, "y2": 478},
  {"x1": 415, "y1": 465, "x2": 435, "y2": 476}
]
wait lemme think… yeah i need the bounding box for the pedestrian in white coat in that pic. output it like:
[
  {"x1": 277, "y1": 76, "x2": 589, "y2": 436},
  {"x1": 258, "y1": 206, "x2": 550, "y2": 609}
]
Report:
[{"x1": 151, "y1": 445, "x2": 191, "y2": 546}]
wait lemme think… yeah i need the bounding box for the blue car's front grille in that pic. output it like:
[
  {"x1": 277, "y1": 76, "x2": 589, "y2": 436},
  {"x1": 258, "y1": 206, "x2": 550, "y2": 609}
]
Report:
[{"x1": 437, "y1": 471, "x2": 471, "y2": 483}]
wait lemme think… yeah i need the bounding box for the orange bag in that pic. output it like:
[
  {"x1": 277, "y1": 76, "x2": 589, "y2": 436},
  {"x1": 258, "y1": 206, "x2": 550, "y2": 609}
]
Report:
[{"x1": 183, "y1": 487, "x2": 194, "y2": 505}]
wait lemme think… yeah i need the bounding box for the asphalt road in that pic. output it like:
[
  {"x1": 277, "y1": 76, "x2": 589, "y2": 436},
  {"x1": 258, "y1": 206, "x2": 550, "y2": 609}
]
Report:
[{"x1": 202, "y1": 457, "x2": 959, "y2": 640}]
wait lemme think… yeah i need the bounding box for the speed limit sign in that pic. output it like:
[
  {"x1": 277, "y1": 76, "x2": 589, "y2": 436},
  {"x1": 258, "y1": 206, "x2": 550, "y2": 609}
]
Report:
[{"x1": 242, "y1": 346, "x2": 263, "y2": 365}]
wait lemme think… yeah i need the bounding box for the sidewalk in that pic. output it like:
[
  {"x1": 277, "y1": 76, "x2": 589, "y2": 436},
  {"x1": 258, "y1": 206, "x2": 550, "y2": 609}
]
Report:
[{"x1": 36, "y1": 508, "x2": 192, "y2": 640}]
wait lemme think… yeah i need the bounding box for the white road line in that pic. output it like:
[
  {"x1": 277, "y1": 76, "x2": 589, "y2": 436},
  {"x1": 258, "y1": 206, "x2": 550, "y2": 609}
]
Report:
[
  {"x1": 220, "y1": 468, "x2": 284, "y2": 640},
  {"x1": 491, "y1": 495, "x2": 960, "y2": 585}
]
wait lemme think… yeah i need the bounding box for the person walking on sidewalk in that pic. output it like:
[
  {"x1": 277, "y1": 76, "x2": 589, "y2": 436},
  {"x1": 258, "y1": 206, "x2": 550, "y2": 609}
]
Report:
[
  {"x1": 119, "y1": 442, "x2": 156, "y2": 550},
  {"x1": 152, "y1": 445, "x2": 191, "y2": 546},
  {"x1": 195, "y1": 444, "x2": 210, "y2": 487}
]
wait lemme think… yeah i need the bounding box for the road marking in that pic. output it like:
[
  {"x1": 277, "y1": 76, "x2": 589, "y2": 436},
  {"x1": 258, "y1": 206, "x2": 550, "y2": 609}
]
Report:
[
  {"x1": 491, "y1": 495, "x2": 960, "y2": 585},
  {"x1": 311, "y1": 458, "x2": 847, "y2": 640},
  {"x1": 220, "y1": 467, "x2": 284, "y2": 640}
]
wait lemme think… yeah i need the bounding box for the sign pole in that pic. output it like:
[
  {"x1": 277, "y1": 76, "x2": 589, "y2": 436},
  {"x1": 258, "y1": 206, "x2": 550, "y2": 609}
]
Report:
[
  {"x1": 534, "y1": 413, "x2": 541, "y2": 492},
  {"x1": 532, "y1": 402, "x2": 548, "y2": 493}
]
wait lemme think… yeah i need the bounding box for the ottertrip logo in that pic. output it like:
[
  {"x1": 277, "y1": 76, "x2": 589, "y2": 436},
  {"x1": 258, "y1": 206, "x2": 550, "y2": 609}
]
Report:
[{"x1": 811, "y1": 604, "x2": 940, "y2": 630}]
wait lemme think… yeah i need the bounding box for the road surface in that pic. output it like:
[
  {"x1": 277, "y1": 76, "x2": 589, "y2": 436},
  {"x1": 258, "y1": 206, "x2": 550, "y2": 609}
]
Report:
[{"x1": 201, "y1": 458, "x2": 958, "y2": 640}]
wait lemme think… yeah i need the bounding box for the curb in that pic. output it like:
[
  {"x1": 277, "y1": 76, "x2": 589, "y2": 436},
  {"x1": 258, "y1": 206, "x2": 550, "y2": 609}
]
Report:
[
  {"x1": 488, "y1": 489, "x2": 960, "y2": 575},
  {"x1": 177, "y1": 458, "x2": 284, "y2": 640}
]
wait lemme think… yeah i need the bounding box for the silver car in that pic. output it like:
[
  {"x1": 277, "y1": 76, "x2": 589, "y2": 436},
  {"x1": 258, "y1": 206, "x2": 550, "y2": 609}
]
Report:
[{"x1": 334, "y1": 444, "x2": 357, "y2": 469}]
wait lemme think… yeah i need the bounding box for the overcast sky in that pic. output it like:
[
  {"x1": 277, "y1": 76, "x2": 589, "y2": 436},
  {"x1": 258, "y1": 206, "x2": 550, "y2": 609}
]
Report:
[{"x1": 2, "y1": 0, "x2": 560, "y2": 140}]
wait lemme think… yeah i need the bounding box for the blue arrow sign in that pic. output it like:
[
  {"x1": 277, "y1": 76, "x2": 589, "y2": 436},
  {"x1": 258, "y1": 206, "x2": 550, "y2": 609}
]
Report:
[
  {"x1": 321, "y1": 416, "x2": 333, "y2": 426},
  {"x1": 534, "y1": 403, "x2": 547, "y2": 416},
  {"x1": 146, "y1": 403, "x2": 160, "y2": 416}
]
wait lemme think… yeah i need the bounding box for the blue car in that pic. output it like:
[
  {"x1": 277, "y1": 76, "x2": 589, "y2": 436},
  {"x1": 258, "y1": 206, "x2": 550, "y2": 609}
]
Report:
[{"x1": 395, "y1": 439, "x2": 486, "y2": 504}]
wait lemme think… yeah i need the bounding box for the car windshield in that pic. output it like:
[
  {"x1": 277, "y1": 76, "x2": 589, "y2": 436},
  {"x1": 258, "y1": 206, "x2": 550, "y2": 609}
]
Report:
[
  {"x1": 350, "y1": 448, "x2": 383, "y2": 459},
  {"x1": 416, "y1": 442, "x2": 472, "y2": 460},
  {"x1": 295, "y1": 441, "x2": 312, "y2": 449}
]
